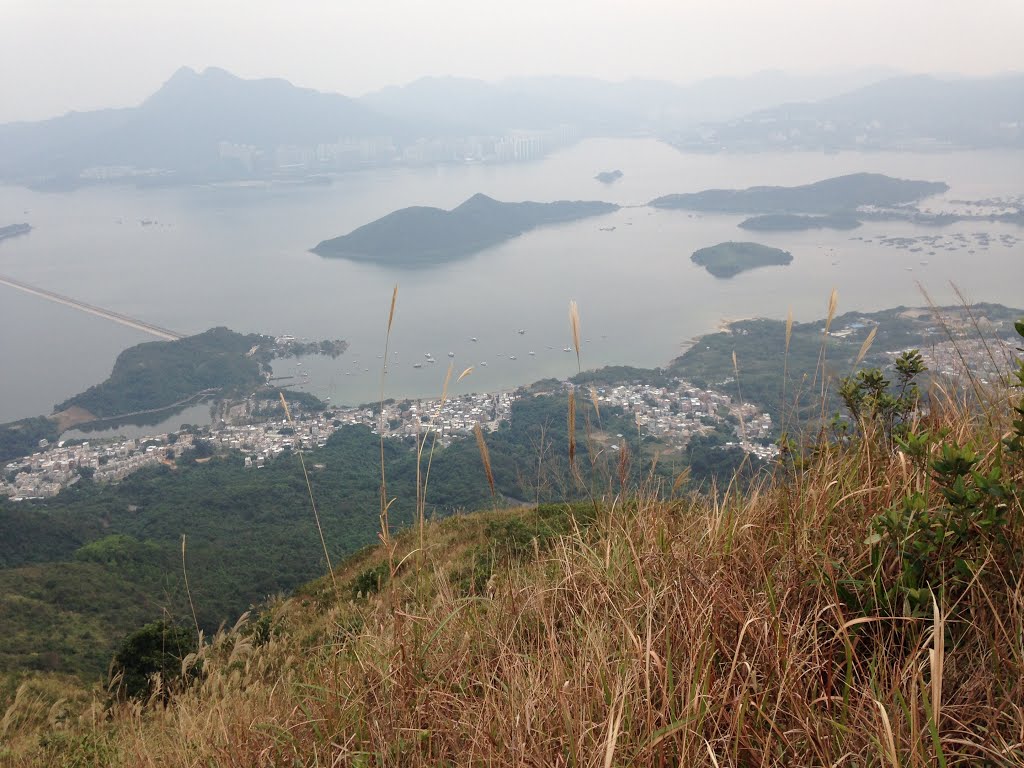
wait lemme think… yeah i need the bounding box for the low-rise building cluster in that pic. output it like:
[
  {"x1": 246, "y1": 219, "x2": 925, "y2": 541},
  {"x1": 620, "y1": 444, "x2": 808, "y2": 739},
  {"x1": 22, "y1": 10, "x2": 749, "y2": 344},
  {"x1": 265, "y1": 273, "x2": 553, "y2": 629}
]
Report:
[
  {"x1": 367, "y1": 392, "x2": 515, "y2": 444},
  {"x1": 2, "y1": 377, "x2": 775, "y2": 501},
  {"x1": 591, "y1": 379, "x2": 779, "y2": 459},
  {"x1": 1, "y1": 434, "x2": 195, "y2": 500},
  {"x1": 914, "y1": 337, "x2": 1019, "y2": 385}
]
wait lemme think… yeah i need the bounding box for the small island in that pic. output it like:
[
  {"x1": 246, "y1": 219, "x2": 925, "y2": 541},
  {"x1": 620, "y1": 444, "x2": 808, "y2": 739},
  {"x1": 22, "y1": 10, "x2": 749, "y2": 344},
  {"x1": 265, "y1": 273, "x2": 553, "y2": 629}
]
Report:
[
  {"x1": 0, "y1": 223, "x2": 32, "y2": 242},
  {"x1": 312, "y1": 193, "x2": 619, "y2": 265},
  {"x1": 650, "y1": 173, "x2": 948, "y2": 213},
  {"x1": 691, "y1": 241, "x2": 793, "y2": 278},
  {"x1": 738, "y1": 213, "x2": 862, "y2": 231},
  {"x1": 595, "y1": 170, "x2": 624, "y2": 184}
]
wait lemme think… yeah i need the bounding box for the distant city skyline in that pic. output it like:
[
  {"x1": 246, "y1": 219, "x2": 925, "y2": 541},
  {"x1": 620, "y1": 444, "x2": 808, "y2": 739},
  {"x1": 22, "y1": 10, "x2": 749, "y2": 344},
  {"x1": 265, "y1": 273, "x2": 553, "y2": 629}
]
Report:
[{"x1": 1, "y1": 0, "x2": 1022, "y2": 123}]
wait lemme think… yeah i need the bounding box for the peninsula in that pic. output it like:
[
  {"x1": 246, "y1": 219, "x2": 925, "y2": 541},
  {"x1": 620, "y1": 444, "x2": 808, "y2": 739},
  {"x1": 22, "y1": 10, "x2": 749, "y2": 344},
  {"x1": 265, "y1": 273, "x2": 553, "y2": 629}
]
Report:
[
  {"x1": 0, "y1": 328, "x2": 344, "y2": 462},
  {"x1": 691, "y1": 241, "x2": 793, "y2": 278},
  {"x1": 738, "y1": 213, "x2": 862, "y2": 231},
  {"x1": 649, "y1": 173, "x2": 948, "y2": 213},
  {"x1": 312, "y1": 193, "x2": 619, "y2": 265},
  {"x1": 54, "y1": 328, "x2": 270, "y2": 422}
]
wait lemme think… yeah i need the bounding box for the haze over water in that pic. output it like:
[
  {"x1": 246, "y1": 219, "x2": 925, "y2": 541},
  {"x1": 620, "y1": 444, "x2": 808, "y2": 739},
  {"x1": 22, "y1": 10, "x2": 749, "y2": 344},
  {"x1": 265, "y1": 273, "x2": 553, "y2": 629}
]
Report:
[{"x1": 1, "y1": 138, "x2": 1022, "y2": 425}]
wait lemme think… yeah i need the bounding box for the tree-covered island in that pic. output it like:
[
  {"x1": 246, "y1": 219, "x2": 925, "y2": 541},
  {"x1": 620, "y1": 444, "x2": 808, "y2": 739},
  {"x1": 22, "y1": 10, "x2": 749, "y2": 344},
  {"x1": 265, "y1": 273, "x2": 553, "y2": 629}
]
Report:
[
  {"x1": 690, "y1": 241, "x2": 793, "y2": 278},
  {"x1": 311, "y1": 193, "x2": 619, "y2": 265},
  {"x1": 649, "y1": 172, "x2": 948, "y2": 213}
]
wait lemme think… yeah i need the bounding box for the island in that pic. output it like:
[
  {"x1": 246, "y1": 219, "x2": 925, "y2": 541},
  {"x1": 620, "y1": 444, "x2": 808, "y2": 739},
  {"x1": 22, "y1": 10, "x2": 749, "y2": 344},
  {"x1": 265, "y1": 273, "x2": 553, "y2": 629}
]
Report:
[
  {"x1": 738, "y1": 213, "x2": 862, "y2": 231},
  {"x1": 649, "y1": 173, "x2": 948, "y2": 213},
  {"x1": 691, "y1": 241, "x2": 793, "y2": 278},
  {"x1": 0, "y1": 223, "x2": 32, "y2": 242},
  {"x1": 595, "y1": 170, "x2": 624, "y2": 184},
  {"x1": 311, "y1": 193, "x2": 619, "y2": 265}
]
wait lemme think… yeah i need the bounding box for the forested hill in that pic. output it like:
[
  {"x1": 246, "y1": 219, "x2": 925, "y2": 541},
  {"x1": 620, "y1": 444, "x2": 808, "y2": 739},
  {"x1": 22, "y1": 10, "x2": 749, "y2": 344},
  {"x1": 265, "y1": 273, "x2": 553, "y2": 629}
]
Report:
[
  {"x1": 56, "y1": 327, "x2": 267, "y2": 419},
  {"x1": 312, "y1": 193, "x2": 618, "y2": 264}
]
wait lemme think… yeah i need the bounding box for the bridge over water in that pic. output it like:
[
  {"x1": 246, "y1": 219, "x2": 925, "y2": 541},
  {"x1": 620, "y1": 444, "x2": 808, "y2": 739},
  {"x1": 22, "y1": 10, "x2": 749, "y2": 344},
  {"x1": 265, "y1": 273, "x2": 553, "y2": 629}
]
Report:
[{"x1": 0, "y1": 274, "x2": 183, "y2": 341}]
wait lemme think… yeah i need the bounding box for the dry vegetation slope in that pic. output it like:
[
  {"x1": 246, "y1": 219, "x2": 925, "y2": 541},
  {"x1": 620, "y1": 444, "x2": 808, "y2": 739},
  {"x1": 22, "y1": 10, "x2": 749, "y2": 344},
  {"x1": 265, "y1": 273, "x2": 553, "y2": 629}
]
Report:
[{"x1": 4, "y1": 330, "x2": 1024, "y2": 767}]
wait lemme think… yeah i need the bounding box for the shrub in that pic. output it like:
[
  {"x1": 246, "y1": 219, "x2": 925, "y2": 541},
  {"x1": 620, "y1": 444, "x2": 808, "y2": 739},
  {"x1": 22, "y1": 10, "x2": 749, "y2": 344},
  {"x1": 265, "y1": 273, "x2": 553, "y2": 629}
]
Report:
[{"x1": 108, "y1": 620, "x2": 198, "y2": 701}]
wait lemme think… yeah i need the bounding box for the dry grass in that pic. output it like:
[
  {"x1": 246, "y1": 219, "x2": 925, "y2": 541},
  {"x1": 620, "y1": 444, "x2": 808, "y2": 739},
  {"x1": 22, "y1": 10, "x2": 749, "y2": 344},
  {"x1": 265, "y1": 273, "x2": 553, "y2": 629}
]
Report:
[{"x1": 8, "y1": 381, "x2": 1021, "y2": 767}]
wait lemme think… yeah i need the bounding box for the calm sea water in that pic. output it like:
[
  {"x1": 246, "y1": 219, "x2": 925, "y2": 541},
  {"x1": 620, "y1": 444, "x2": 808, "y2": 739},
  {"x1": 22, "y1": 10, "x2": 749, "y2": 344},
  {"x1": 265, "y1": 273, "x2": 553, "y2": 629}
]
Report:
[{"x1": 1, "y1": 138, "x2": 1022, "y2": 425}]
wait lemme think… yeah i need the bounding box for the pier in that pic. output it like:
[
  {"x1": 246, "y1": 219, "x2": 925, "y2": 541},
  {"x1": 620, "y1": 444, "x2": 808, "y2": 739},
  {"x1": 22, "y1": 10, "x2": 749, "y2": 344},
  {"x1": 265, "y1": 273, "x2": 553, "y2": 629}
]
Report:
[{"x1": 0, "y1": 273, "x2": 183, "y2": 341}]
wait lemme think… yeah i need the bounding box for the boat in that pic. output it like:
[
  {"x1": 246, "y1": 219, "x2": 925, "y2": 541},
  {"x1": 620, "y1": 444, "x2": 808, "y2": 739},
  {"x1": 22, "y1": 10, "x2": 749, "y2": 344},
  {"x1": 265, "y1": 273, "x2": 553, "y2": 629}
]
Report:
[
  {"x1": 517, "y1": 329, "x2": 526, "y2": 335},
  {"x1": 481, "y1": 362, "x2": 488, "y2": 367},
  {"x1": 509, "y1": 356, "x2": 517, "y2": 360},
  {"x1": 529, "y1": 351, "x2": 535, "y2": 356},
  {"x1": 563, "y1": 346, "x2": 572, "y2": 352},
  {"x1": 471, "y1": 337, "x2": 478, "y2": 342},
  {"x1": 448, "y1": 352, "x2": 455, "y2": 357},
  {"x1": 413, "y1": 363, "x2": 423, "y2": 369}
]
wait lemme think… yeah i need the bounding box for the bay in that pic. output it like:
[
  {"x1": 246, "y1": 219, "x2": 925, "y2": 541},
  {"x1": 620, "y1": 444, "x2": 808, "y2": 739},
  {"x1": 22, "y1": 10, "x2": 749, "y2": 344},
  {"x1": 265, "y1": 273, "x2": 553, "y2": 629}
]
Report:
[{"x1": 0, "y1": 138, "x2": 1022, "y2": 425}]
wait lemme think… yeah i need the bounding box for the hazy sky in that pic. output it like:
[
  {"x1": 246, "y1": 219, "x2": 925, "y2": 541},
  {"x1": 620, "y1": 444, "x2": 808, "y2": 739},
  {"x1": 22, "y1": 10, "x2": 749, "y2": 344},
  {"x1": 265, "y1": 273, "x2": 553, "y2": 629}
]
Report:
[{"x1": 1, "y1": 0, "x2": 1022, "y2": 123}]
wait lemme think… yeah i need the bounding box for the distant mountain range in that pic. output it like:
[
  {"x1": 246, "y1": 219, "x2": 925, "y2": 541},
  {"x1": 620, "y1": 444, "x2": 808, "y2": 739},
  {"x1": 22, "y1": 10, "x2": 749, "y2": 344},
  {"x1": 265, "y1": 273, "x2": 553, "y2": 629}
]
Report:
[
  {"x1": 668, "y1": 74, "x2": 1024, "y2": 151},
  {"x1": 0, "y1": 67, "x2": 1019, "y2": 188},
  {"x1": 312, "y1": 193, "x2": 618, "y2": 265},
  {"x1": 0, "y1": 67, "x2": 408, "y2": 186},
  {"x1": 359, "y1": 70, "x2": 897, "y2": 134}
]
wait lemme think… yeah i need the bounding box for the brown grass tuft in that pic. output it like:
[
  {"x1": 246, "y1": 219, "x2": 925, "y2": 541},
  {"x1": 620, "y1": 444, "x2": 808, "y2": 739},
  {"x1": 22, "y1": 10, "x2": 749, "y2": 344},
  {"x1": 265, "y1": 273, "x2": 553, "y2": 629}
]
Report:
[
  {"x1": 474, "y1": 422, "x2": 495, "y2": 499},
  {"x1": 280, "y1": 391, "x2": 337, "y2": 593}
]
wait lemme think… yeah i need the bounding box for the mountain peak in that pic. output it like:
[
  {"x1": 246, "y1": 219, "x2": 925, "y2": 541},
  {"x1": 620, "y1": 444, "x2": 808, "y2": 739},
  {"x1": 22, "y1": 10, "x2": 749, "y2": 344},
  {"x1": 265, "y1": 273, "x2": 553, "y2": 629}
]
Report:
[
  {"x1": 166, "y1": 65, "x2": 199, "y2": 83},
  {"x1": 456, "y1": 193, "x2": 500, "y2": 209}
]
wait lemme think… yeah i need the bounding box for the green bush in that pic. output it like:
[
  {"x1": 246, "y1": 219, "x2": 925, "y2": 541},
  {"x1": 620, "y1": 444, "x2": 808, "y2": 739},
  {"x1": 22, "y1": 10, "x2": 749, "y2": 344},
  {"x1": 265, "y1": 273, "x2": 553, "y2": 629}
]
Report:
[
  {"x1": 109, "y1": 620, "x2": 198, "y2": 701},
  {"x1": 836, "y1": 327, "x2": 1023, "y2": 619}
]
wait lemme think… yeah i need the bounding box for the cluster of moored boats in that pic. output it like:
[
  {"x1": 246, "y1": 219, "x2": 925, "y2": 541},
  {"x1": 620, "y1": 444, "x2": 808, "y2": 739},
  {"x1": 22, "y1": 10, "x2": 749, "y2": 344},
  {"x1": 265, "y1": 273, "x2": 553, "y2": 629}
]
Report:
[{"x1": 405, "y1": 330, "x2": 577, "y2": 369}]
